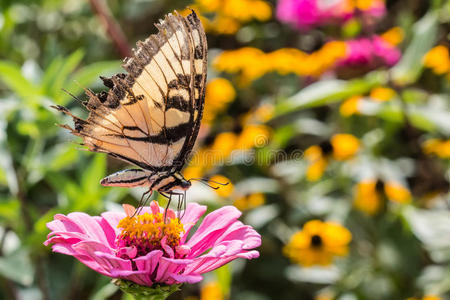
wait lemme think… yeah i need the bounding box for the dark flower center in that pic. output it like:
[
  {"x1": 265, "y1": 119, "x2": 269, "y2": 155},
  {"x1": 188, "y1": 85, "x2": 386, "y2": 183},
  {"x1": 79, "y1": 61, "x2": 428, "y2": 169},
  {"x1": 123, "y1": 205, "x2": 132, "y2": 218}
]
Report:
[
  {"x1": 310, "y1": 234, "x2": 323, "y2": 247},
  {"x1": 319, "y1": 141, "x2": 333, "y2": 155},
  {"x1": 375, "y1": 179, "x2": 385, "y2": 192}
]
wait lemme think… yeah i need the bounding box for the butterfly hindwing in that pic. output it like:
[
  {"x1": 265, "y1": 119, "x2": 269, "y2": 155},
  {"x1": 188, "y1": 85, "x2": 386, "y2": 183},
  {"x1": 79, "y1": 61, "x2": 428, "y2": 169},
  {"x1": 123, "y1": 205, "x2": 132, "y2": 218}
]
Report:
[{"x1": 53, "y1": 10, "x2": 206, "y2": 181}]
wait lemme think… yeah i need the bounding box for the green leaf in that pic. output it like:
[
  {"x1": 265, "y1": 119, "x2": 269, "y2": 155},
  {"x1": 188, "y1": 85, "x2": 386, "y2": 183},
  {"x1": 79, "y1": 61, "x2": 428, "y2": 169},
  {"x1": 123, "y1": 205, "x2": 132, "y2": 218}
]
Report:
[
  {"x1": 42, "y1": 50, "x2": 85, "y2": 100},
  {"x1": 0, "y1": 248, "x2": 34, "y2": 285},
  {"x1": 60, "y1": 61, "x2": 120, "y2": 105},
  {"x1": 274, "y1": 71, "x2": 386, "y2": 116},
  {"x1": 41, "y1": 56, "x2": 63, "y2": 95},
  {"x1": 81, "y1": 154, "x2": 106, "y2": 197},
  {"x1": 391, "y1": 11, "x2": 438, "y2": 85},
  {"x1": 43, "y1": 143, "x2": 79, "y2": 172},
  {"x1": 0, "y1": 60, "x2": 41, "y2": 105},
  {"x1": 90, "y1": 282, "x2": 119, "y2": 300},
  {"x1": 215, "y1": 264, "x2": 232, "y2": 297}
]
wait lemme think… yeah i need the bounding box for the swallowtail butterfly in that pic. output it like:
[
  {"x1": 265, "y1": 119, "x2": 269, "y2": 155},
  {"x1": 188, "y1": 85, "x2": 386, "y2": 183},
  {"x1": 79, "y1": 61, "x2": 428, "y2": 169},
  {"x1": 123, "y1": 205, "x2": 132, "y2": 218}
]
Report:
[{"x1": 53, "y1": 10, "x2": 207, "y2": 207}]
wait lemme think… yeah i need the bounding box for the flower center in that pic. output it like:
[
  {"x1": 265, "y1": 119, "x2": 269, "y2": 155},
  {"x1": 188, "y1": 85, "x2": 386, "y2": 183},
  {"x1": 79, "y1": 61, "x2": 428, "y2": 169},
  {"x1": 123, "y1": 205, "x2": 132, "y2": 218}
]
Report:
[
  {"x1": 310, "y1": 234, "x2": 323, "y2": 247},
  {"x1": 116, "y1": 211, "x2": 184, "y2": 258}
]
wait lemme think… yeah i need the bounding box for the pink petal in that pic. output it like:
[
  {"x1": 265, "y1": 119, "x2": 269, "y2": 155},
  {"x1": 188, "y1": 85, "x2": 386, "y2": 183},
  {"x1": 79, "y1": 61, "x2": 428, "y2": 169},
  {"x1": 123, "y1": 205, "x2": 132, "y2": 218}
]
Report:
[
  {"x1": 215, "y1": 221, "x2": 262, "y2": 249},
  {"x1": 154, "y1": 257, "x2": 192, "y2": 284},
  {"x1": 100, "y1": 211, "x2": 126, "y2": 236},
  {"x1": 186, "y1": 206, "x2": 242, "y2": 257},
  {"x1": 55, "y1": 213, "x2": 110, "y2": 244},
  {"x1": 180, "y1": 203, "x2": 207, "y2": 243},
  {"x1": 170, "y1": 273, "x2": 203, "y2": 284}
]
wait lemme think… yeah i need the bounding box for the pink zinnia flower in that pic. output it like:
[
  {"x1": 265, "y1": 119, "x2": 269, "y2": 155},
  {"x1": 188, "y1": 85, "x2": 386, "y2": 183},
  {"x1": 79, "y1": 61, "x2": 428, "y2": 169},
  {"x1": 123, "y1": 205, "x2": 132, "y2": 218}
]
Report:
[
  {"x1": 339, "y1": 36, "x2": 401, "y2": 68},
  {"x1": 276, "y1": 0, "x2": 386, "y2": 31},
  {"x1": 44, "y1": 201, "x2": 261, "y2": 286}
]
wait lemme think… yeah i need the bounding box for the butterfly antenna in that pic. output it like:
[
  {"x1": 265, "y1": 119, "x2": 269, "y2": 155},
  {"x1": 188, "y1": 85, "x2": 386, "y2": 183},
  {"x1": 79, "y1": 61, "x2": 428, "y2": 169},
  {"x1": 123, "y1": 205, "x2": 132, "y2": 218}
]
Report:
[{"x1": 189, "y1": 178, "x2": 230, "y2": 190}]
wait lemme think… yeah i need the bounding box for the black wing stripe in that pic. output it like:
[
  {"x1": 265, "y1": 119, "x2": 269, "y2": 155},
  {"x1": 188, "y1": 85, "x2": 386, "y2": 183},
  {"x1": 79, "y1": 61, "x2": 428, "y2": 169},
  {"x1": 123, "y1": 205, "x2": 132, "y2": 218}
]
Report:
[
  {"x1": 166, "y1": 95, "x2": 190, "y2": 112},
  {"x1": 108, "y1": 122, "x2": 190, "y2": 144}
]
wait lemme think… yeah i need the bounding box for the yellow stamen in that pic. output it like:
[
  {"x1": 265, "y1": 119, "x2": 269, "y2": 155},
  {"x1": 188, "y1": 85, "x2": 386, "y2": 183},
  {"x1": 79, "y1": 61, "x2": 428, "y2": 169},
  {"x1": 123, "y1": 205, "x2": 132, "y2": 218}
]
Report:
[{"x1": 117, "y1": 208, "x2": 185, "y2": 256}]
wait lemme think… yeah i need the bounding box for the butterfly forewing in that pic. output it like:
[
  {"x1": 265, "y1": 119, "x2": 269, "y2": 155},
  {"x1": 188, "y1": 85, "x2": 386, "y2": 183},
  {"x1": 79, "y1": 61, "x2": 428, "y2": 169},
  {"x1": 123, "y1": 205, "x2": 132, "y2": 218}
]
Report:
[{"x1": 53, "y1": 10, "x2": 207, "y2": 186}]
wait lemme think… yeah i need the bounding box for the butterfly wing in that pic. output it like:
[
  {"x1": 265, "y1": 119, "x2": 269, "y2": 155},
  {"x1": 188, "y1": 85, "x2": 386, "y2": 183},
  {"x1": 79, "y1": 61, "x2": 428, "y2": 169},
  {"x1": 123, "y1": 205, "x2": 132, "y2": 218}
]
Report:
[{"x1": 53, "y1": 10, "x2": 206, "y2": 176}]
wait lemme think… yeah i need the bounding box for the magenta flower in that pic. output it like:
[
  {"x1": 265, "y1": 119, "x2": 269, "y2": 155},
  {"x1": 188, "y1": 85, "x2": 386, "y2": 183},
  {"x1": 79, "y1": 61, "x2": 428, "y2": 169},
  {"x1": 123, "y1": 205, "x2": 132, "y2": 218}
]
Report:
[
  {"x1": 44, "y1": 201, "x2": 261, "y2": 286},
  {"x1": 339, "y1": 36, "x2": 401, "y2": 68},
  {"x1": 276, "y1": 0, "x2": 386, "y2": 31}
]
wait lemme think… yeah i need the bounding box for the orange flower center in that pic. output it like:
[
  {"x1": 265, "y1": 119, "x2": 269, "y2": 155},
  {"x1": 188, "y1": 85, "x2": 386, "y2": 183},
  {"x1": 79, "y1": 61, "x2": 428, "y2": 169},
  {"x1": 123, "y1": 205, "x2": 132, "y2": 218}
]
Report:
[{"x1": 116, "y1": 211, "x2": 184, "y2": 258}]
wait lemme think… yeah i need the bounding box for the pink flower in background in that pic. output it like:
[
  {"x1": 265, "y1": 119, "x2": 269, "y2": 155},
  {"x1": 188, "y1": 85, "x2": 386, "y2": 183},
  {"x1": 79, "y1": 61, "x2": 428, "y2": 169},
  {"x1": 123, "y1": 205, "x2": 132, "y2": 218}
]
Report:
[
  {"x1": 339, "y1": 36, "x2": 401, "y2": 68},
  {"x1": 276, "y1": 0, "x2": 386, "y2": 30},
  {"x1": 44, "y1": 201, "x2": 261, "y2": 286}
]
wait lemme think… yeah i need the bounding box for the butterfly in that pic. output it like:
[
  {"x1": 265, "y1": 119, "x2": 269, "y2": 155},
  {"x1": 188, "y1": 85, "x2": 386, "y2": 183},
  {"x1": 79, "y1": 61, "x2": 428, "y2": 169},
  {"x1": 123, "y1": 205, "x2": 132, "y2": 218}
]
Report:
[{"x1": 52, "y1": 10, "x2": 208, "y2": 209}]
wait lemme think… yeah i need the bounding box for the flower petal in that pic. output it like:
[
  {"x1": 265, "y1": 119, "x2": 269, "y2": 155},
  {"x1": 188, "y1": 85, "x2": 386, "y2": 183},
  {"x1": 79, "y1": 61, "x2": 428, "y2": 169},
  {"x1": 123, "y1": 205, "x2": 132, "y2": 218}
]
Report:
[
  {"x1": 186, "y1": 206, "x2": 241, "y2": 257},
  {"x1": 53, "y1": 213, "x2": 110, "y2": 245},
  {"x1": 180, "y1": 203, "x2": 207, "y2": 243},
  {"x1": 170, "y1": 273, "x2": 203, "y2": 284},
  {"x1": 215, "y1": 221, "x2": 261, "y2": 249},
  {"x1": 155, "y1": 257, "x2": 192, "y2": 284}
]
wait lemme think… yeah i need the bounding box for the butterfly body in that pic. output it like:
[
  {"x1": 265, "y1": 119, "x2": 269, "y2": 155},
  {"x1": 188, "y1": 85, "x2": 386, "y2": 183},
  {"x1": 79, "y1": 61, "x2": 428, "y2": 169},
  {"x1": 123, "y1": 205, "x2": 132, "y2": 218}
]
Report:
[
  {"x1": 100, "y1": 169, "x2": 191, "y2": 192},
  {"x1": 53, "y1": 10, "x2": 206, "y2": 199}
]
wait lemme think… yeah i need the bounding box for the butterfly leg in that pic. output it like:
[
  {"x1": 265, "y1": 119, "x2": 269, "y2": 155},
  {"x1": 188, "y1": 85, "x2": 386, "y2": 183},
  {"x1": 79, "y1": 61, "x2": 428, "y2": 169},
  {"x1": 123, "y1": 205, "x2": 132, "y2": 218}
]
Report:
[
  {"x1": 159, "y1": 191, "x2": 172, "y2": 222},
  {"x1": 134, "y1": 189, "x2": 153, "y2": 217}
]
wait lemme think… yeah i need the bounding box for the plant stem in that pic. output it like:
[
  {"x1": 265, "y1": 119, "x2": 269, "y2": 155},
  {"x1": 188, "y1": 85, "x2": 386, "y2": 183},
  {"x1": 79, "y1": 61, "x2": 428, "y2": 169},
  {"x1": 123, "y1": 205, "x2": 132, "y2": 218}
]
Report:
[{"x1": 89, "y1": 0, "x2": 132, "y2": 58}]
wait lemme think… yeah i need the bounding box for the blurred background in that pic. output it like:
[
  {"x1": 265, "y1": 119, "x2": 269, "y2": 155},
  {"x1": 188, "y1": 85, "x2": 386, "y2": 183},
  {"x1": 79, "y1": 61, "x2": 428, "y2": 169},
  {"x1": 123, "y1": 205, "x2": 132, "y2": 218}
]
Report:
[{"x1": 0, "y1": 0, "x2": 449, "y2": 299}]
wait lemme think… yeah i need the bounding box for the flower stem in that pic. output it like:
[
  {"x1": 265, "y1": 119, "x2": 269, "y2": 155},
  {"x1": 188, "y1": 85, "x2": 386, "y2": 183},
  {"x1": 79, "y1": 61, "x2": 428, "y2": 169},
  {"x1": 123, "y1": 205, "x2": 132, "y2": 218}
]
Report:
[{"x1": 112, "y1": 279, "x2": 181, "y2": 300}]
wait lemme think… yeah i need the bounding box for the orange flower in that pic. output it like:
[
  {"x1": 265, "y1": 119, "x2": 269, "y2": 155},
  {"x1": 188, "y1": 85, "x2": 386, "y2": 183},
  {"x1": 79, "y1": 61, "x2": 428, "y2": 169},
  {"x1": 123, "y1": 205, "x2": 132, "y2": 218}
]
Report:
[
  {"x1": 210, "y1": 175, "x2": 234, "y2": 197},
  {"x1": 384, "y1": 181, "x2": 412, "y2": 204},
  {"x1": 284, "y1": 220, "x2": 352, "y2": 266},
  {"x1": 370, "y1": 86, "x2": 396, "y2": 102},
  {"x1": 380, "y1": 27, "x2": 404, "y2": 46},
  {"x1": 204, "y1": 78, "x2": 236, "y2": 123},
  {"x1": 234, "y1": 193, "x2": 265, "y2": 211},
  {"x1": 200, "y1": 281, "x2": 223, "y2": 300},
  {"x1": 354, "y1": 180, "x2": 382, "y2": 215},
  {"x1": 340, "y1": 95, "x2": 362, "y2": 116},
  {"x1": 406, "y1": 295, "x2": 442, "y2": 300},
  {"x1": 423, "y1": 139, "x2": 450, "y2": 158},
  {"x1": 330, "y1": 134, "x2": 360, "y2": 160},
  {"x1": 423, "y1": 45, "x2": 450, "y2": 75},
  {"x1": 306, "y1": 157, "x2": 329, "y2": 182}
]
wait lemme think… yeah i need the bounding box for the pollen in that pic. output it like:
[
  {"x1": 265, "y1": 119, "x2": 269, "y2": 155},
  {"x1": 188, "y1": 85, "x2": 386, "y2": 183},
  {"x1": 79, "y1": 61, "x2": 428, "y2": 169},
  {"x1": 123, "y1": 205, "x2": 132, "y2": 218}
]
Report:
[{"x1": 116, "y1": 205, "x2": 185, "y2": 257}]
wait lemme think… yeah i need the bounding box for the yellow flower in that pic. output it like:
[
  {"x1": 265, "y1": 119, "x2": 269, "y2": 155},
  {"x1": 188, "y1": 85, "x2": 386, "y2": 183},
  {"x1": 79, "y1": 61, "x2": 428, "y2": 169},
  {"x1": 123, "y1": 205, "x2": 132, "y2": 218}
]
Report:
[
  {"x1": 214, "y1": 42, "x2": 347, "y2": 84},
  {"x1": 354, "y1": 180, "x2": 382, "y2": 215},
  {"x1": 304, "y1": 145, "x2": 323, "y2": 162},
  {"x1": 209, "y1": 15, "x2": 241, "y2": 34},
  {"x1": 211, "y1": 132, "x2": 238, "y2": 160},
  {"x1": 234, "y1": 193, "x2": 265, "y2": 211},
  {"x1": 423, "y1": 45, "x2": 450, "y2": 75},
  {"x1": 370, "y1": 86, "x2": 396, "y2": 102},
  {"x1": 204, "y1": 78, "x2": 236, "y2": 123},
  {"x1": 200, "y1": 281, "x2": 223, "y2": 300},
  {"x1": 384, "y1": 181, "x2": 411, "y2": 204},
  {"x1": 381, "y1": 27, "x2": 404, "y2": 46},
  {"x1": 423, "y1": 139, "x2": 450, "y2": 158},
  {"x1": 235, "y1": 124, "x2": 271, "y2": 150},
  {"x1": 306, "y1": 157, "x2": 328, "y2": 182},
  {"x1": 241, "y1": 103, "x2": 275, "y2": 125},
  {"x1": 284, "y1": 220, "x2": 352, "y2": 267},
  {"x1": 406, "y1": 296, "x2": 442, "y2": 300},
  {"x1": 183, "y1": 165, "x2": 205, "y2": 181},
  {"x1": 315, "y1": 292, "x2": 335, "y2": 300},
  {"x1": 304, "y1": 135, "x2": 358, "y2": 181},
  {"x1": 210, "y1": 175, "x2": 234, "y2": 197},
  {"x1": 196, "y1": 0, "x2": 221, "y2": 12},
  {"x1": 340, "y1": 95, "x2": 362, "y2": 117},
  {"x1": 330, "y1": 134, "x2": 360, "y2": 160},
  {"x1": 222, "y1": 0, "x2": 271, "y2": 22}
]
